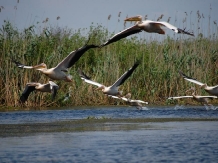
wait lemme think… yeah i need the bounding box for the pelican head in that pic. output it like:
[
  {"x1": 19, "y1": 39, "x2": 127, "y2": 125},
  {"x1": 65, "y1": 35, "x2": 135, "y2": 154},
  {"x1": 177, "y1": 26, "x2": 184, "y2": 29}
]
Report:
[
  {"x1": 124, "y1": 15, "x2": 142, "y2": 22},
  {"x1": 33, "y1": 63, "x2": 47, "y2": 70}
]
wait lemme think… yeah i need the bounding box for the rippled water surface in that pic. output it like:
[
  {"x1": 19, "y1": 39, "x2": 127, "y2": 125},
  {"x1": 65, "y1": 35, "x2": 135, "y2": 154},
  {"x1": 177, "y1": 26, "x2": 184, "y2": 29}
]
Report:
[{"x1": 0, "y1": 105, "x2": 218, "y2": 162}]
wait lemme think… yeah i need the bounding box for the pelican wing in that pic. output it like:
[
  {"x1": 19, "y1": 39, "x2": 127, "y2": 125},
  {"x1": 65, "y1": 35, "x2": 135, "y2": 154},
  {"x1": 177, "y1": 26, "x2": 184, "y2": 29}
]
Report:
[
  {"x1": 110, "y1": 95, "x2": 148, "y2": 104},
  {"x1": 56, "y1": 44, "x2": 98, "y2": 70},
  {"x1": 111, "y1": 62, "x2": 139, "y2": 88},
  {"x1": 20, "y1": 84, "x2": 36, "y2": 103},
  {"x1": 168, "y1": 96, "x2": 193, "y2": 100},
  {"x1": 179, "y1": 71, "x2": 205, "y2": 86},
  {"x1": 78, "y1": 68, "x2": 91, "y2": 80},
  {"x1": 82, "y1": 78, "x2": 103, "y2": 87},
  {"x1": 109, "y1": 95, "x2": 121, "y2": 99},
  {"x1": 78, "y1": 70, "x2": 103, "y2": 87},
  {"x1": 49, "y1": 81, "x2": 59, "y2": 101},
  {"x1": 195, "y1": 95, "x2": 218, "y2": 99},
  {"x1": 12, "y1": 60, "x2": 33, "y2": 69},
  {"x1": 100, "y1": 25, "x2": 142, "y2": 47},
  {"x1": 130, "y1": 99, "x2": 148, "y2": 104},
  {"x1": 157, "y1": 21, "x2": 194, "y2": 36}
]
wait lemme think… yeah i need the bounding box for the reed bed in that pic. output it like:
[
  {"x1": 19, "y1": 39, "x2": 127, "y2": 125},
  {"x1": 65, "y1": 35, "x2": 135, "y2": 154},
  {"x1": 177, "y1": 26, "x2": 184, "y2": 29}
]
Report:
[{"x1": 0, "y1": 11, "x2": 218, "y2": 108}]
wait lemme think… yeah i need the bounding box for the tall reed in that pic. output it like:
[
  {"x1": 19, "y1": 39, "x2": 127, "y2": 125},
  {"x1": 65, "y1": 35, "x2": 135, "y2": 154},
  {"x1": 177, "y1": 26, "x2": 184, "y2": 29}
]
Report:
[{"x1": 0, "y1": 10, "x2": 218, "y2": 108}]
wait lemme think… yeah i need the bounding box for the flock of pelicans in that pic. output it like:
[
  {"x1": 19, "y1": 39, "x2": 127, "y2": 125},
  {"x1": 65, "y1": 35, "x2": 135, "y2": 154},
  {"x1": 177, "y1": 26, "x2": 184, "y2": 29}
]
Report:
[{"x1": 12, "y1": 15, "x2": 218, "y2": 109}]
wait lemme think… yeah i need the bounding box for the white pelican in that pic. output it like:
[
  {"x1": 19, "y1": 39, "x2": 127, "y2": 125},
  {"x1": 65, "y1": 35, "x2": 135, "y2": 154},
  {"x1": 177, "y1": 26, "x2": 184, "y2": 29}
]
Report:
[
  {"x1": 111, "y1": 93, "x2": 148, "y2": 110},
  {"x1": 13, "y1": 40, "x2": 98, "y2": 82},
  {"x1": 100, "y1": 15, "x2": 194, "y2": 47},
  {"x1": 20, "y1": 81, "x2": 59, "y2": 103},
  {"x1": 179, "y1": 71, "x2": 218, "y2": 96},
  {"x1": 168, "y1": 88, "x2": 217, "y2": 105},
  {"x1": 78, "y1": 62, "x2": 139, "y2": 96}
]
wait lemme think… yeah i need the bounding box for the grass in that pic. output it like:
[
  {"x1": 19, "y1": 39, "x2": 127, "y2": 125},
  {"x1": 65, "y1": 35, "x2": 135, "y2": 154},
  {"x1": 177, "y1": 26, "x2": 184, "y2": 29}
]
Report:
[{"x1": 0, "y1": 10, "x2": 218, "y2": 108}]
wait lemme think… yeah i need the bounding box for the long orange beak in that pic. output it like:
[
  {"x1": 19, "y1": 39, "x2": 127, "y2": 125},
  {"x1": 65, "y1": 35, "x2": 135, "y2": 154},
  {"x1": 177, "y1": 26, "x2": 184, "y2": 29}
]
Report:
[
  {"x1": 96, "y1": 86, "x2": 104, "y2": 91},
  {"x1": 124, "y1": 15, "x2": 142, "y2": 21},
  {"x1": 33, "y1": 63, "x2": 47, "y2": 70}
]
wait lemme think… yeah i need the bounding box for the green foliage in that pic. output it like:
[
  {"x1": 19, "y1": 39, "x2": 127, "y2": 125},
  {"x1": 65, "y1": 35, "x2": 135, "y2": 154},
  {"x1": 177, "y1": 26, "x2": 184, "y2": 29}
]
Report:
[{"x1": 0, "y1": 19, "x2": 218, "y2": 107}]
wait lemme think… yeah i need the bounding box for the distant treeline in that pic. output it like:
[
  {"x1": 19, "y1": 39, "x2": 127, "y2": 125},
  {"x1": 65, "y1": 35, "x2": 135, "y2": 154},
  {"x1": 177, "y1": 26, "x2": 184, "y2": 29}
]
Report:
[{"x1": 0, "y1": 20, "x2": 218, "y2": 108}]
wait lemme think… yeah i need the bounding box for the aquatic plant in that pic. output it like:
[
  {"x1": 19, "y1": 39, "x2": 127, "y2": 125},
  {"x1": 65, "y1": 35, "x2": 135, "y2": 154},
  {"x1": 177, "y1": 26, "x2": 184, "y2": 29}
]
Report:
[{"x1": 0, "y1": 9, "x2": 218, "y2": 108}]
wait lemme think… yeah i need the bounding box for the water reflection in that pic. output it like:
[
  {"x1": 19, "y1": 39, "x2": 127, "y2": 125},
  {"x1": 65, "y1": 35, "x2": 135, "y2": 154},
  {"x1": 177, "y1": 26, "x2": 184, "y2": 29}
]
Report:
[{"x1": 0, "y1": 121, "x2": 218, "y2": 162}]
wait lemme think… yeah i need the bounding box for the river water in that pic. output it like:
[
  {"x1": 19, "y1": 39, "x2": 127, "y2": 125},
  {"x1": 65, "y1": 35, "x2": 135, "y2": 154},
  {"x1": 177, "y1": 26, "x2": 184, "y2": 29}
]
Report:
[{"x1": 0, "y1": 105, "x2": 218, "y2": 162}]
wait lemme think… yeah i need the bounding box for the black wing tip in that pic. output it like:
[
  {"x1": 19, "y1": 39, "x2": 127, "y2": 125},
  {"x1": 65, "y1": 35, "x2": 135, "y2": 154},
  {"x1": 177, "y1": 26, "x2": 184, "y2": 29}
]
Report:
[
  {"x1": 19, "y1": 95, "x2": 27, "y2": 103},
  {"x1": 51, "y1": 87, "x2": 58, "y2": 101},
  {"x1": 178, "y1": 28, "x2": 194, "y2": 36},
  {"x1": 179, "y1": 70, "x2": 190, "y2": 79},
  {"x1": 132, "y1": 60, "x2": 140, "y2": 68},
  {"x1": 179, "y1": 71, "x2": 196, "y2": 80},
  {"x1": 11, "y1": 59, "x2": 22, "y2": 66},
  {"x1": 78, "y1": 68, "x2": 91, "y2": 80}
]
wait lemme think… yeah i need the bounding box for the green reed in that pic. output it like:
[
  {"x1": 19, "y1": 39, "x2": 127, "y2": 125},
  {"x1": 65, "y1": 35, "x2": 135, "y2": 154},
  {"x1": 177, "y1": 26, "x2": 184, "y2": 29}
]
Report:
[{"x1": 0, "y1": 11, "x2": 218, "y2": 108}]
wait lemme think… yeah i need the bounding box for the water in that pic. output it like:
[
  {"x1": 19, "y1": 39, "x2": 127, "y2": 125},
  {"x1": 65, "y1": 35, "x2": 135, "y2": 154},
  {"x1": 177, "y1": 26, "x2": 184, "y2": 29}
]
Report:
[{"x1": 0, "y1": 105, "x2": 218, "y2": 162}]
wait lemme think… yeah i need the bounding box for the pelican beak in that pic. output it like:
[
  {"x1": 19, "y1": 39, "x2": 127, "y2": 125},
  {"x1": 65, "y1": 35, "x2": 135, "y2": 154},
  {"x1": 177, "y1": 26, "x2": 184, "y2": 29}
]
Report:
[
  {"x1": 33, "y1": 63, "x2": 47, "y2": 70},
  {"x1": 96, "y1": 87, "x2": 101, "y2": 91},
  {"x1": 96, "y1": 86, "x2": 104, "y2": 91},
  {"x1": 124, "y1": 15, "x2": 142, "y2": 21}
]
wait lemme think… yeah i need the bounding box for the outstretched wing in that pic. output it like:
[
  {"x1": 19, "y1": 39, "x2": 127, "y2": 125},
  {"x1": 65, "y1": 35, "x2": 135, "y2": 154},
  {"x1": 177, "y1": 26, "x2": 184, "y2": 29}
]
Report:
[
  {"x1": 111, "y1": 61, "x2": 139, "y2": 88},
  {"x1": 130, "y1": 99, "x2": 148, "y2": 104},
  {"x1": 49, "y1": 81, "x2": 59, "y2": 101},
  {"x1": 56, "y1": 43, "x2": 98, "y2": 70},
  {"x1": 20, "y1": 85, "x2": 36, "y2": 103},
  {"x1": 78, "y1": 70, "x2": 103, "y2": 87},
  {"x1": 100, "y1": 25, "x2": 142, "y2": 47},
  {"x1": 195, "y1": 95, "x2": 217, "y2": 99},
  {"x1": 168, "y1": 96, "x2": 193, "y2": 100},
  {"x1": 179, "y1": 71, "x2": 205, "y2": 86},
  {"x1": 78, "y1": 68, "x2": 91, "y2": 80},
  {"x1": 12, "y1": 59, "x2": 33, "y2": 69},
  {"x1": 158, "y1": 21, "x2": 194, "y2": 36}
]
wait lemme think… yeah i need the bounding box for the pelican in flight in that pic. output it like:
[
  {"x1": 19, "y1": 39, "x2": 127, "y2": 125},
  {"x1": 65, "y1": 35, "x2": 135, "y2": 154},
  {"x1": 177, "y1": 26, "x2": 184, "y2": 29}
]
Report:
[
  {"x1": 20, "y1": 81, "x2": 59, "y2": 103},
  {"x1": 179, "y1": 71, "x2": 218, "y2": 96},
  {"x1": 13, "y1": 39, "x2": 98, "y2": 82},
  {"x1": 168, "y1": 88, "x2": 217, "y2": 105},
  {"x1": 78, "y1": 62, "x2": 139, "y2": 96},
  {"x1": 100, "y1": 15, "x2": 194, "y2": 47},
  {"x1": 111, "y1": 93, "x2": 148, "y2": 110}
]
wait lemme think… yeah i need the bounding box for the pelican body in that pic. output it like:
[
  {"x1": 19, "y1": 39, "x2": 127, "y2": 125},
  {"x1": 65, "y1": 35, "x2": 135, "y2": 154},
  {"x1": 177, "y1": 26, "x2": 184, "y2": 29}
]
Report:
[
  {"x1": 179, "y1": 71, "x2": 218, "y2": 96},
  {"x1": 20, "y1": 81, "x2": 59, "y2": 103},
  {"x1": 13, "y1": 39, "x2": 98, "y2": 82},
  {"x1": 78, "y1": 62, "x2": 139, "y2": 96},
  {"x1": 100, "y1": 15, "x2": 194, "y2": 47}
]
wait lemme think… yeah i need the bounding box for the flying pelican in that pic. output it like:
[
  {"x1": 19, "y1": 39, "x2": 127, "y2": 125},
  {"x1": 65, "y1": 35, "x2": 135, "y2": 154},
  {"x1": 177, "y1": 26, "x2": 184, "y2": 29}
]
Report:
[
  {"x1": 20, "y1": 81, "x2": 59, "y2": 103},
  {"x1": 168, "y1": 88, "x2": 217, "y2": 106},
  {"x1": 12, "y1": 39, "x2": 98, "y2": 82},
  {"x1": 78, "y1": 62, "x2": 139, "y2": 96},
  {"x1": 179, "y1": 71, "x2": 218, "y2": 96},
  {"x1": 111, "y1": 93, "x2": 148, "y2": 110},
  {"x1": 100, "y1": 15, "x2": 194, "y2": 47}
]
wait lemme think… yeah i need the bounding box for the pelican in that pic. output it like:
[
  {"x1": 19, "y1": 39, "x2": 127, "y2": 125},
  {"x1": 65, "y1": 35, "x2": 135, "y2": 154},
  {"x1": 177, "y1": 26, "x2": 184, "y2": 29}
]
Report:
[
  {"x1": 168, "y1": 87, "x2": 217, "y2": 105},
  {"x1": 100, "y1": 15, "x2": 194, "y2": 47},
  {"x1": 78, "y1": 62, "x2": 139, "y2": 96},
  {"x1": 12, "y1": 39, "x2": 98, "y2": 82},
  {"x1": 111, "y1": 93, "x2": 148, "y2": 110},
  {"x1": 179, "y1": 71, "x2": 218, "y2": 96},
  {"x1": 20, "y1": 81, "x2": 59, "y2": 103}
]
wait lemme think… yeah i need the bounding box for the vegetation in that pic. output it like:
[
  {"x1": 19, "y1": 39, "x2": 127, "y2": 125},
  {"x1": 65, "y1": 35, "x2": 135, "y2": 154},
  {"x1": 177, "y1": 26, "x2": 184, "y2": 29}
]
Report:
[{"x1": 0, "y1": 11, "x2": 218, "y2": 108}]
